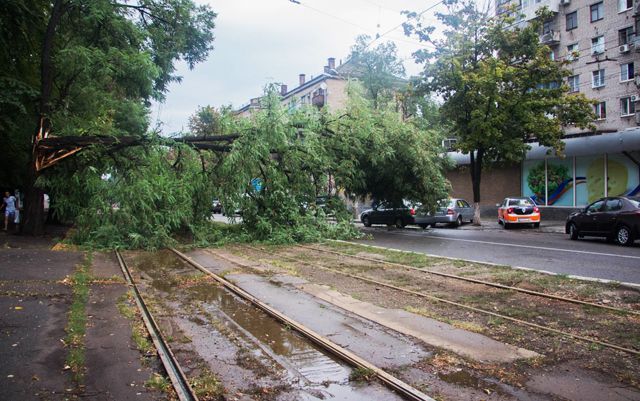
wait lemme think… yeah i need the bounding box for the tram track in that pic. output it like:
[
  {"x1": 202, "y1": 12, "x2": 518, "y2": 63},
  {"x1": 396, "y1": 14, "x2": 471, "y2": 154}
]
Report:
[
  {"x1": 114, "y1": 250, "x2": 199, "y2": 401},
  {"x1": 168, "y1": 247, "x2": 436, "y2": 401},
  {"x1": 239, "y1": 244, "x2": 640, "y2": 356},
  {"x1": 297, "y1": 243, "x2": 640, "y2": 316}
]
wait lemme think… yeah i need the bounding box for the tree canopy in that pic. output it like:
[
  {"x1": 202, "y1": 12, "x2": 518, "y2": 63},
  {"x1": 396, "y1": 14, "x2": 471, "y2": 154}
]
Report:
[
  {"x1": 403, "y1": 0, "x2": 595, "y2": 222},
  {"x1": 0, "y1": 0, "x2": 216, "y2": 234}
]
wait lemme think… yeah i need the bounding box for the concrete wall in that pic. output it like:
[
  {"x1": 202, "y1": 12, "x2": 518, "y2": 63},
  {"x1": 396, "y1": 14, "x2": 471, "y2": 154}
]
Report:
[{"x1": 446, "y1": 163, "x2": 522, "y2": 207}]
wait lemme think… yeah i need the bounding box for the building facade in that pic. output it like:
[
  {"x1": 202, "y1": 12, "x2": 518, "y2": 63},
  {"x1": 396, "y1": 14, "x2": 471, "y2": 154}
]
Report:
[
  {"x1": 235, "y1": 57, "x2": 350, "y2": 118},
  {"x1": 448, "y1": 0, "x2": 640, "y2": 213}
]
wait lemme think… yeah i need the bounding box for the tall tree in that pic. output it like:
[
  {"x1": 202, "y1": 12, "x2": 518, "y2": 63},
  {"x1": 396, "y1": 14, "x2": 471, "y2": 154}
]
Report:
[
  {"x1": 347, "y1": 35, "x2": 407, "y2": 109},
  {"x1": 0, "y1": 0, "x2": 216, "y2": 234},
  {"x1": 403, "y1": 1, "x2": 595, "y2": 223}
]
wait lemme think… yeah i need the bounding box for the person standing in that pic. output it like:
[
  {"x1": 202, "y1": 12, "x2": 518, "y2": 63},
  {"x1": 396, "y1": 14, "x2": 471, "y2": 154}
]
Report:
[{"x1": 2, "y1": 191, "x2": 17, "y2": 230}]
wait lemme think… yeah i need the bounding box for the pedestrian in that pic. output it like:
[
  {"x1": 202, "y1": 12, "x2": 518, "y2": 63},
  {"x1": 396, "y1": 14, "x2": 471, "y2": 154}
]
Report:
[{"x1": 2, "y1": 191, "x2": 17, "y2": 231}]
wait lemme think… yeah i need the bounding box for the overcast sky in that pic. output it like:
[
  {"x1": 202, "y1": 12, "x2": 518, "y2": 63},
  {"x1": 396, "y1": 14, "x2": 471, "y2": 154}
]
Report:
[{"x1": 152, "y1": 0, "x2": 446, "y2": 135}]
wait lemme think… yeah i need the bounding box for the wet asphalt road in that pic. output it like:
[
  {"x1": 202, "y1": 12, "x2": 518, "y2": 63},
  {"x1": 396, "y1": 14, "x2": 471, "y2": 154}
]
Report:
[{"x1": 355, "y1": 226, "x2": 640, "y2": 285}]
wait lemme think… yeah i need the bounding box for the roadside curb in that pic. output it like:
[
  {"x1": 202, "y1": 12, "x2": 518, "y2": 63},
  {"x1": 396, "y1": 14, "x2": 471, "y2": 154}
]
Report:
[
  {"x1": 352, "y1": 220, "x2": 566, "y2": 234},
  {"x1": 329, "y1": 239, "x2": 640, "y2": 290}
]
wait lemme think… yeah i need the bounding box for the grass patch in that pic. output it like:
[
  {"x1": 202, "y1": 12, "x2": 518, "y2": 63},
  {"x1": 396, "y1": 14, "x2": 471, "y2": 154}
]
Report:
[
  {"x1": 190, "y1": 369, "x2": 225, "y2": 400},
  {"x1": 145, "y1": 373, "x2": 172, "y2": 393},
  {"x1": 64, "y1": 252, "x2": 92, "y2": 384},
  {"x1": 117, "y1": 292, "x2": 155, "y2": 356},
  {"x1": 349, "y1": 367, "x2": 376, "y2": 382}
]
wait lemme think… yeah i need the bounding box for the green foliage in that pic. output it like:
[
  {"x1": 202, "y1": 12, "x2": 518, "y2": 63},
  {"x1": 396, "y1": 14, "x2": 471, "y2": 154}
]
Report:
[
  {"x1": 527, "y1": 162, "x2": 569, "y2": 199},
  {"x1": 0, "y1": 0, "x2": 216, "y2": 198},
  {"x1": 403, "y1": 0, "x2": 595, "y2": 209},
  {"x1": 220, "y1": 87, "x2": 360, "y2": 244},
  {"x1": 43, "y1": 140, "x2": 217, "y2": 249},
  {"x1": 188, "y1": 105, "x2": 223, "y2": 136},
  {"x1": 348, "y1": 35, "x2": 407, "y2": 108},
  {"x1": 327, "y1": 83, "x2": 451, "y2": 207}
]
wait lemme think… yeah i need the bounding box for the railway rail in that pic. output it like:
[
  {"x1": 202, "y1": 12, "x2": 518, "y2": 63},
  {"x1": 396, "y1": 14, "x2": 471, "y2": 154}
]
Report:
[
  {"x1": 241, "y1": 244, "x2": 640, "y2": 356},
  {"x1": 168, "y1": 247, "x2": 436, "y2": 401},
  {"x1": 298, "y1": 243, "x2": 640, "y2": 316},
  {"x1": 114, "y1": 250, "x2": 199, "y2": 401}
]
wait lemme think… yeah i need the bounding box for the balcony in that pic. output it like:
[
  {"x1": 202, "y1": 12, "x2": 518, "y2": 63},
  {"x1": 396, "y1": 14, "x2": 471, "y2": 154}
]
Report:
[
  {"x1": 312, "y1": 93, "x2": 325, "y2": 108},
  {"x1": 634, "y1": 35, "x2": 640, "y2": 52},
  {"x1": 540, "y1": 30, "x2": 560, "y2": 45}
]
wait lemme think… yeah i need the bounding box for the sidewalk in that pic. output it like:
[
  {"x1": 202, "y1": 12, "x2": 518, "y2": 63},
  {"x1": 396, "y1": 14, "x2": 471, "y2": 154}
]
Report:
[{"x1": 0, "y1": 230, "x2": 163, "y2": 401}]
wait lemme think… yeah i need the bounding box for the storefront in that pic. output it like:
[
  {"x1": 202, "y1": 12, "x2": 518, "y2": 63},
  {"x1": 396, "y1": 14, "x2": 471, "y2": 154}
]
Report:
[{"x1": 521, "y1": 130, "x2": 640, "y2": 207}]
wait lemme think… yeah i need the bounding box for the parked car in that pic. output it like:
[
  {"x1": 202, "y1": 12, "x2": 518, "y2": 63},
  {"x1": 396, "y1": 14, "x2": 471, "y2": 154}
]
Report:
[
  {"x1": 497, "y1": 197, "x2": 540, "y2": 228},
  {"x1": 414, "y1": 198, "x2": 474, "y2": 228},
  {"x1": 360, "y1": 201, "x2": 416, "y2": 228},
  {"x1": 212, "y1": 198, "x2": 222, "y2": 214},
  {"x1": 565, "y1": 196, "x2": 640, "y2": 246}
]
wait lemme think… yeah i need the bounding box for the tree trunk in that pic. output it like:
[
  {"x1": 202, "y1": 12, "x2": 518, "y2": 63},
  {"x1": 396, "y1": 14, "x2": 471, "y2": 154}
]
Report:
[
  {"x1": 22, "y1": 0, "x2": 64, "y2": 235},
  {"x1": 469, "y1": 148, "x2": 484, "y2": 225}
]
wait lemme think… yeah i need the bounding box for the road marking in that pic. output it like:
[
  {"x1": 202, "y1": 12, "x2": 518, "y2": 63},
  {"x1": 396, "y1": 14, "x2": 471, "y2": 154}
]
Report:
[
  {"x1": 331, "y1": 240, "x2": 640, "y2": 289},
  {"x1": 373, "y1": 230, "x2": 640, "y2": 260}
]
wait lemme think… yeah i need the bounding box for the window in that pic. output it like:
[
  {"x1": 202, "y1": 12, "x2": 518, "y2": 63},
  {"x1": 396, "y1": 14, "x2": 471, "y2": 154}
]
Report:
[
  {"x1": 604, "y1": 199, "x2": 623, "y2": 211},
  {"x1": 592, "y1": 69, "x2": 605, "y2": 87},
  {"x1": 566, "y1": 43, "x2": 579, "y2": 61},
  {"x1": 566, "y1": 11, "x2": 578, "y2": 30},
  {"x1": 543, "y1": 20, "x2": 552, "y2": 34},
  {"x1": 442, "y1": 138, "x2": 457, "y2": 151},
  {"x1": 590, "y1": 2, "x2": 603, "y2": 21},
  {"x1": 619, "y1": 27, "x2": 634, "y2": 45},
  {"x1": 621, "y1": 97, "x2": 636, "y2": 116},
  {"x1": 568, "y1": 75, "x2": 580, "y2": 92},
  {"x1": 618, "y1": 0, "x2": 633, "y2": 11},
  {"x1": 594, "y1": 101, "x2": 606, "y2": 119},
  {"x1": 591, "y1": 36, "x2": 605, "y2": 55},
  {"x1": 621, "y1": 62, "x2": 634, "y2": 81},
  {"x1": 587, "y1": 200, "x2": 604, "y2": 212}
]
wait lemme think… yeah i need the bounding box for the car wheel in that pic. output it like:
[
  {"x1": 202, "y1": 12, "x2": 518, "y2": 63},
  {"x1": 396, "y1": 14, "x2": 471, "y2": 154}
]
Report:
[
  {"x1": 615, "y1": 225, "x2": 633, "y2": 246},
  {"x1": 533, "y1": 222, "x2": 540, "y2": 228},
  {"x1": 455, "y1": 216, "x2": 463, "y2": 227},
  {"x1": 362, "y1": 216, "x2": 371, "y2": 227},
  {"x1": 418, "y1": 224, "x2": 428, "y2": 229},
  {"x1": 568, "y1": 223, "x2": 579, "y2": 240},
  {"x1": 395, "y1": 218, "x2": 405, "y2": 229}
]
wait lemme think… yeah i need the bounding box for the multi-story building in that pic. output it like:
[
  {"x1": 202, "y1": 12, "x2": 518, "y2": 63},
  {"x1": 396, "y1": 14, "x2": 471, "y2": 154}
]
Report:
[
  {"x1": 447, "y1": 0, "x2": 640, "y2": 215},
  {"x1": 235, "y1": 57, "x2": 350, "y2": 118}
]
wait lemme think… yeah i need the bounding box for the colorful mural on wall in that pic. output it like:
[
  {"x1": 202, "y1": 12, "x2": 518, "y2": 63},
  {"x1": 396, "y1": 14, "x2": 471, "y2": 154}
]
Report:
[{"x1": 522, "y1": 152, "x2": 640, "y2": 206}]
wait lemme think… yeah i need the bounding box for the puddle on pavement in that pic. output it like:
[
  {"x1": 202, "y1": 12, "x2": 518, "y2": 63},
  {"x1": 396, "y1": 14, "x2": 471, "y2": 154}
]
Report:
[
  {"x1": 131, "y1": 250, "x2": 401, "y2": 401},
  {"x1": 438, "y1": 370, "x2": 480, "y2": 388}
]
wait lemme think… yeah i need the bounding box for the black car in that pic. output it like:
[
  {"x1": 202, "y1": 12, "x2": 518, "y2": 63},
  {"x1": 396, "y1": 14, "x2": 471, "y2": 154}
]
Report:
[
  {"x1": 360, "y1": 201, "x2": 416, "y2": 228},
  {"x1": 565, "y1": 196, "x2": 640, "y2": 246}
]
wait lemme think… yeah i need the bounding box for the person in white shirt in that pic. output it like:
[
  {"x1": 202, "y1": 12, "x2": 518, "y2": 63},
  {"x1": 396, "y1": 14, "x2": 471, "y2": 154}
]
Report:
[{"x1": 2, "y1": 191, "x2": 17, "y2": 230}]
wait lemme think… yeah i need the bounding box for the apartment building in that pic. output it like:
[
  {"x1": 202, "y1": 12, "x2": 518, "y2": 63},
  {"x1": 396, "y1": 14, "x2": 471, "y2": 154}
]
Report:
[
  {"x1": 235, "y1": 57, "x2": 350, "y2": 118},
  {"x1": 447, "y1": 0, "x2": 640, "y2": 213}
]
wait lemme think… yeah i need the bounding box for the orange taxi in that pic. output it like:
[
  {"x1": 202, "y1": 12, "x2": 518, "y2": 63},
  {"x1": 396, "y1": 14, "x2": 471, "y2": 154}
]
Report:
[{"x1": 497, "y1": 197, "x2": 540, "y2": 228}]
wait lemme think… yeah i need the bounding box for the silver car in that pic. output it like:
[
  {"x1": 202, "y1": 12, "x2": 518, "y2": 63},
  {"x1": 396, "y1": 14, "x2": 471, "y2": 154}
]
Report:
[{"x1": 414, "y1": 198, "x2": 474, "y2": 228}]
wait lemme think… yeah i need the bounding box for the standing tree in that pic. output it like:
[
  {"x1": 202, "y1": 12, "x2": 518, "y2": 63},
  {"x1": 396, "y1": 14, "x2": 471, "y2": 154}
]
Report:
[
  {"x1": 403, "y1": 0, "x2": 594, "y2": 224},
  {"x1": 347, "y1": 35, "x2": 407, "y2": 109},
  {"x1": 0, "y1": 0, "x2": 216, "y2": 235}
]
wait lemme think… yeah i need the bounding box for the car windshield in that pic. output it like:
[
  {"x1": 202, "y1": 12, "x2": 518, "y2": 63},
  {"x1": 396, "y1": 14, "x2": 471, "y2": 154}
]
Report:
[{"x1": 508, "y1": 199, "x2": 533, "y2": 206}]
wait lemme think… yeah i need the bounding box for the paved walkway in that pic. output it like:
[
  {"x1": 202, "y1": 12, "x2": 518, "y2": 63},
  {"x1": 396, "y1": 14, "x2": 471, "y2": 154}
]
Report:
[{"x1": 0, "y1": 231, "x2": 163, "y2": 401}]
